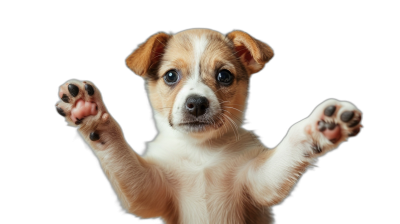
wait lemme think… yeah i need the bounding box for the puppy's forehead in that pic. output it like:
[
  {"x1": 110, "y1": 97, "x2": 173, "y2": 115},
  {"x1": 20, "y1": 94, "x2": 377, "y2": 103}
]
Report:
[
  {"x1": 172, "y1": 29, "x2": 228, "y2": 53},
  {"x1": 160, "y1": 29, "x2": 234, "y2": 76}
]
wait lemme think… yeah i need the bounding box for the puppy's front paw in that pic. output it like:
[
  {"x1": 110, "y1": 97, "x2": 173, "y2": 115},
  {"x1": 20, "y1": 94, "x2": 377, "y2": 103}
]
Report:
[
  {"x1": 305, "y1": 99, "x2": 362, "y2": 156},
  {"x1": 55, "y1": 80, "x2": 109, "y2": 131}
]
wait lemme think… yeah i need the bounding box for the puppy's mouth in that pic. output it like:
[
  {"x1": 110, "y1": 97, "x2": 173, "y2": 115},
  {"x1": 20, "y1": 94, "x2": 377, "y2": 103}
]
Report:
[
  {"x1": 179, "y1": 120, "x2": 211, "y2": 127},
  {"x1": 178, "y1": 119, "x2": 219, "y2": 133}
]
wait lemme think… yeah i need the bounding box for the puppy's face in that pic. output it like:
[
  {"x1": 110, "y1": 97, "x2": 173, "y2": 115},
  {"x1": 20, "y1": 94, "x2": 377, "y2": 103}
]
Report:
[{"x1": 126, "y1": 29, "x2": 273, "y2": 137}]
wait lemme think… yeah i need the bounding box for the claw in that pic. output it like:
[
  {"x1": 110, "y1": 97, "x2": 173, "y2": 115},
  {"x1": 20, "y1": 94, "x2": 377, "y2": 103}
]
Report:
[
  {"x1": 311, "y1": 143, "x2": 322, "y2": 154},
  {"x1": 75, "y1": 118, "x2": 83, "y2": 125}
]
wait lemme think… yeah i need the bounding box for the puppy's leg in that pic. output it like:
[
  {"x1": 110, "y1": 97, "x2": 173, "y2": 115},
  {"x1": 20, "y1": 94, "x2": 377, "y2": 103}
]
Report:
[
  {"x1": 246, "y1": 99, "x2": 362, "y2": 206},
  {"x1": 55, "y1": 80, "x2": 176, "y2": 220}
]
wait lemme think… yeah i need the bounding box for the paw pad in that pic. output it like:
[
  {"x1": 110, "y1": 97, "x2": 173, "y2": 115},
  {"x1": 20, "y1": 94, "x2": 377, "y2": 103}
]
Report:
[
  {"x1": 56, "y1": 107, "x2": 66, "y2": 117},
  {"x1": 340, "y1": 111, "x2": 354, "y2": 122},
  {"x1": 61, "y1": 94, "x2": 69, "y2": 103},
  {"x1": 68, "y1": 84, "x2": 79, "y2": 97},
  {"x1": 85, "y1": 84, "x2": 95, "y2": 96},
  {"x1": 324, "y1": 105, "x2": 336, "y2": 117},
  {"x1": 89, "y1": 132, "x2": 100, "y2": 141}
]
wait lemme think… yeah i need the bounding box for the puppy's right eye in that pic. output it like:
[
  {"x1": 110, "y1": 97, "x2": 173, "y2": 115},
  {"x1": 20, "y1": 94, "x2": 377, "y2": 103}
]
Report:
[{"x1": 164, "y1": 70, "x2": 180, "y2": 85}]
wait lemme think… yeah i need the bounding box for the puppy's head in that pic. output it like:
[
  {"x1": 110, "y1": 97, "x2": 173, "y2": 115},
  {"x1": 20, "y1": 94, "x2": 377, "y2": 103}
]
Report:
[{"x1": 126, "y1": 29, "x2": 273, "y2": 138}]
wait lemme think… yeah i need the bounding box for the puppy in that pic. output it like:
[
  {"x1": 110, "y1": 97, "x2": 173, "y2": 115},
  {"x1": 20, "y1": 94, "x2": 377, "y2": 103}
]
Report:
[{"x1": 55, "y1": 29, "x2": 362, "y2": 224}]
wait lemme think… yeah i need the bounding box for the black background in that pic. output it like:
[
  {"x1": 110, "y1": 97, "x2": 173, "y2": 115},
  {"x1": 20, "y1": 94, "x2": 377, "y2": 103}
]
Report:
[{"x1": 10, "y1": 4, "x2": 394, "y2": 224}]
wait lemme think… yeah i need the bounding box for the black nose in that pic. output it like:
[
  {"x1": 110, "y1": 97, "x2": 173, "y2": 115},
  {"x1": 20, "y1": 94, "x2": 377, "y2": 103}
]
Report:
[{"x1": 186, "y1": 95, "x2": 209, "y2": 117}]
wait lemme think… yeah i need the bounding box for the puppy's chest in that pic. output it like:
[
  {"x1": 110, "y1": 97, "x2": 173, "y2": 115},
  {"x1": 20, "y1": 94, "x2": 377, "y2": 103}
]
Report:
[
  {"x1": 167, "y1": 152, "x2": 244, "y2": 223},
  {"x1": 172, "y1": 151, "x2": 230, "y2": 195}
]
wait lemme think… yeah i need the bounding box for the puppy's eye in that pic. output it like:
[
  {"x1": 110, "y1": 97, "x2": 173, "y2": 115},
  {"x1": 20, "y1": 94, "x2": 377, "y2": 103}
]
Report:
[
  {"x1": 164, "y1": 70, "x2": 179, "y2": 85},
  {"x1": 217, "y1": 70, "x2": 233, "y2": 85}
]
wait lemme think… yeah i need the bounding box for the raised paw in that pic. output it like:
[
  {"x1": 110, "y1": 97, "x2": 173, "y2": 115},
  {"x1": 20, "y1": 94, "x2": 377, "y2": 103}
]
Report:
[
  {"x1": 305, "y1": 99, "x2": 362, "y2": 155},
  {"x1": 55, "y1": 80, "x2": 108, "y2": 130}
]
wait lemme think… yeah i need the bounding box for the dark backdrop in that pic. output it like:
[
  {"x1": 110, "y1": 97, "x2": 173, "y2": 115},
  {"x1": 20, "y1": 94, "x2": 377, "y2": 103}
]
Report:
[{"x1": 18, "y1": 5, "x2": 390, "y2": 224}]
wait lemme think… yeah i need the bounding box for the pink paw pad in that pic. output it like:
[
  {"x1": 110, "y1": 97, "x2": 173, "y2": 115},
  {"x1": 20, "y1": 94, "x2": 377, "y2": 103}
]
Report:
[
  {"x1": 318, "y1": 121, "x2": 342, "y2": 143},
  {"x1": 70, "y1": 99, "x2": 98, "y2": 122}
]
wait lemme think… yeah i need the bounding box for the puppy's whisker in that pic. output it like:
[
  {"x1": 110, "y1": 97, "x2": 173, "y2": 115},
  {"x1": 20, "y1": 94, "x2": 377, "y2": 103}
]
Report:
[
  {"x1": 219, "y1": 115, "x2": 229, "y2": 136},
  {"x1": 223, "y1": 106, "x2": 244, "y2": 114},
  {"x1": 224, "y1": 103, "x2": 245, "y2": 107},
  {"x1": 224, "y1": 112, "x2": 240, "y2": 135},
  {"x1": 210, "y1": 117, "x2": 217, "y2": 129},
  {"x1": 220, "y1": 103, "x2": 245, "y2": 108},
  {"x1": 216, "y1": 97, "x2": 225, "y2": 102},
  {"x1": 221, "y1": 113, "x2": 239, "y2": 141},
  {"x1": 211, "y1": 118, "x2": 222, "y2": 138},
  {"x1": 214, "y1": 116, "x2": 224, "y2": 138},
  {"x1": 226, "y1": 115, "x2": 239, "y2": 141},
  {"x1": 221, "y1": 109, "x2": 242, "y2": 121},
  {"x1": 205, "y1": 117, "x2": 213, "y2": 148},
  {"x1": 226, "y1": 114, "x2": 240, "y2": 141},
  {"x1": 216, "y1": 97, "x2": 245, "y2": 107},
  {"x1": 218, "y1": 101, "x2": 230, "y2": 105}
]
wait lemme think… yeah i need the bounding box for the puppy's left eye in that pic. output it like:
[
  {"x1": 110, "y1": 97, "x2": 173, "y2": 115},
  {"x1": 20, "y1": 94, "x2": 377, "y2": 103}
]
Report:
[
  {"x1": 164, "y1": 70, "x2": 180, "y2": 85},
  {"x1": 217, "y1": 70, "x2": 233, "y2": 85}
]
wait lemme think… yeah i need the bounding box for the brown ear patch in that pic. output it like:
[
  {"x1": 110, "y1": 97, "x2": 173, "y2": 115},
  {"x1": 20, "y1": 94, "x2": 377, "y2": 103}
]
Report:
[
  {"x1": 126, "y1": 32, "x2": 171, "y2": 77},
  {"x1": 226, "y1": 30, "x2": 274, "y2": 75},
  {"x1": 235, "y1": 46, "x2": 254, "y2": 64}
]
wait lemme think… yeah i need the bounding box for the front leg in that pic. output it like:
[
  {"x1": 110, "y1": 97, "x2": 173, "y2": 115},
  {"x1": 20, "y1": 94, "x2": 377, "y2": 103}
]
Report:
[
  {"x1": 246, "y1": 99, "x2": 362, "y2": 206},
  {"x1": 55, "y1": 80, "x2": 176, "y2": 221}
]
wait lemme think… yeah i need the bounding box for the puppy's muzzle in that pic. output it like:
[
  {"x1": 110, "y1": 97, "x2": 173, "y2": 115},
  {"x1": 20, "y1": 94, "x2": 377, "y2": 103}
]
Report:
[{"x1": 185, "y1": 95, "x2": 209, "y2": 117}]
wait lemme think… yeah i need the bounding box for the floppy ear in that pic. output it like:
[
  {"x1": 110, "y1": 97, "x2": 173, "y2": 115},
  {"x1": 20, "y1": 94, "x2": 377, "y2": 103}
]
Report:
[
  {"x1": 126, "y1": 32, "x2": 171, "y2": 77},
  {"x1": 226, "y1": 30, "x2": 274, "y2": 75}
]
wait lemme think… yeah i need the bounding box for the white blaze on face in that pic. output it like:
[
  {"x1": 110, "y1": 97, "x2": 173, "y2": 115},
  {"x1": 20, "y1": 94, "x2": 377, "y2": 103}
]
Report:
[{"x1": 171, "y1": 35, "x2": 221, "y2": 127}]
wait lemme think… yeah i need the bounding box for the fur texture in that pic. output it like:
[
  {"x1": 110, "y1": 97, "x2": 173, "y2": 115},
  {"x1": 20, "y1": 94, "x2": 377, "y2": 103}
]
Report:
[{"x1": 56, "y1": 29, "x2": 362, "y2": 224}]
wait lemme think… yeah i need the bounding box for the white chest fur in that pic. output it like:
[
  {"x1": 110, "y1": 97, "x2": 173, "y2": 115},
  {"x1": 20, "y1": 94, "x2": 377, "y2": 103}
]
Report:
[
  {"x1": 146, "y1": 135, "x2": 230, "y2": 224},
  {"x1": 144, "y1": 128, "x2": 265, "y2": 224}
]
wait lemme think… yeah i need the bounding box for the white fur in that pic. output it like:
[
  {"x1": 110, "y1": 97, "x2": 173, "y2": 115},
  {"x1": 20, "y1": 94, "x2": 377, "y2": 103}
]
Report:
[
  {"x1": 170, "y1": 36, "x2": 221, "y2": 133},
  {"x1": 192, "y1": 35, "x2": 208, "y2": 78},
  {"x1": 247, "y1": 119, "x2": 313, "y2": 204}
]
